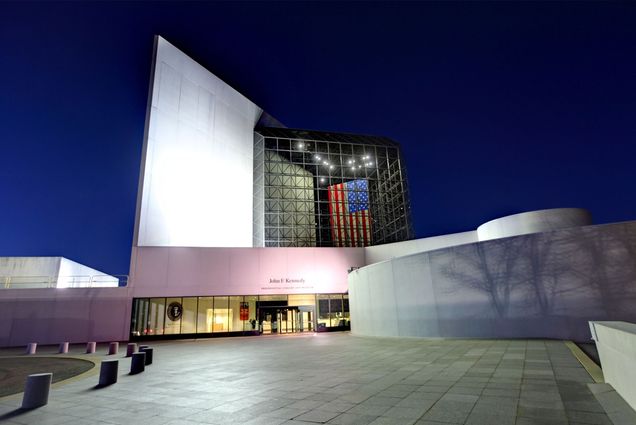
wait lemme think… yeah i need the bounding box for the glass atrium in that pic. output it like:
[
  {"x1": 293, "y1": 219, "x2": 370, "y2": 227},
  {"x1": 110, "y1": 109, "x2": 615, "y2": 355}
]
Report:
[{"x1": 253, "y1": 128, "x2": 413, "y2": 248}]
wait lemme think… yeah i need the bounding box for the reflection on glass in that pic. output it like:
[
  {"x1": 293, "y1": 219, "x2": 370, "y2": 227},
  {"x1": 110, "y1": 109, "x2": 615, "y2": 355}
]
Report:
[
  {"x1": 164, "y1": 297, "x2": 182, "y2": 334},
  {"x1": 131, "y1": 298, "x2": 149, "y2": 336},
  {"x1": 148, "y1": 298, "x2": 165, "y2": 335},
  {"x1": 214, "y1": 296, "x2": 229, "y2": 332},
  {"x1": 245, "y1": 295, "x2": 257, "y2": 331},
  {"x1": 317, "y1": 294, "x2": 330, "y2": 330},
  {"x1": 181, "y1": 297, "x2": 197, "y2": 334},
  {"x1": 229, "y1": 296, "x2": 243, "y2": 332},
  {"x1": 288, "y1": 294, "x2": 315, "y2": 307},
  {"x1": 330, "y1": 294, "x2": 344, "y2": 327},
  {"x1": 197, "y1": 297, "x2": 213, "y2": 333},
  {"x1": 132, "y1": 293, "x2": 348, "y2": 337},
  {"x1": 258, "y1": 294, "x2": 287, "y2": 302}
]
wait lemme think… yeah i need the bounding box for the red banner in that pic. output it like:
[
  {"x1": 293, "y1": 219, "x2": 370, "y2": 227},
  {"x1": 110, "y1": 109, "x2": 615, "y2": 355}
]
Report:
[{"x1": 240, "y1": 302, "x2": 249, "y2": 321}]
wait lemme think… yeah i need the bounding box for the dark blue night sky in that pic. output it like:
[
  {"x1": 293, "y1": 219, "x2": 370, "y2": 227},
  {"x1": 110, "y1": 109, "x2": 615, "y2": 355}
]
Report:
[{"x1": 1, "y1": 2, "x2": 635, "y2": 274}]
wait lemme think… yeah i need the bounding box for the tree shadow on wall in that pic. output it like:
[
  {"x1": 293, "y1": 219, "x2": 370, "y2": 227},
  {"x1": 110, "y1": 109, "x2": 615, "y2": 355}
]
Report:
[
  {"x1": 438, "y1": 237, "x2": 527, "y2": 318},
  {"x1": 437, "y1": 224, "x2": 636, "y2": 321}
]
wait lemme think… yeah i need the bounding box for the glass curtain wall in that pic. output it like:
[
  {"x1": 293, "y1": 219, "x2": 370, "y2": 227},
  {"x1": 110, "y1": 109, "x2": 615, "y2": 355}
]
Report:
[
  {"x1": 131, "y1": 293, "x2": 348, "y2": 337},
  {"x1": 255, "y1": 127, "x2": 413, "y2": 247},
  {"x1": 317, "y1": 293, "x2": 350, "y2": 328}
]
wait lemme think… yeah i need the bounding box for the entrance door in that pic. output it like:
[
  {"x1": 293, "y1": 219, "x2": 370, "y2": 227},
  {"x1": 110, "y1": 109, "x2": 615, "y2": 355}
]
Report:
[
  {"x1": 277, "y1": 308, "x2": 294, "y2": 334},
  {"x1": 259, "y1": 307, "x2": 303, "y2": 334}
]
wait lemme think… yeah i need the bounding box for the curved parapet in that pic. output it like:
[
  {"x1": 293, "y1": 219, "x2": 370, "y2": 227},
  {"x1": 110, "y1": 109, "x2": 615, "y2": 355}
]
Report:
[
  {"x1": 477, "y1": 208, "x2": 592, "y2": 242},
  {"x1": 350, "y1": 220, "x2": 636, "y2": 342}
]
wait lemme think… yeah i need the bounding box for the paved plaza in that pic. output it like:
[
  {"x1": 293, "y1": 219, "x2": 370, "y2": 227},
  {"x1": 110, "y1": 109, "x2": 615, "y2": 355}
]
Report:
[{"x1": 1, "y1": 333, "x2": 635, "y2": 425}]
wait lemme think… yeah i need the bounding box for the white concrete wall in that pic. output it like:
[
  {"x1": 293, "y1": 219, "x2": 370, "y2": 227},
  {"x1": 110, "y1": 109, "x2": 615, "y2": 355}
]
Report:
[
  {"x1": 57, "y1": 258, "x2": 119, "y2": 288},
  {"x1": 477, "y1": 208, "x2": 592, "y2": 241},
  {"x1": 350, "y1": 254, "x2": 439, "y2": 337},
  {"x1": 0, "y1": 257, "x2": 118, "y2": 288},
  {"x1": 363, "y1": 231, "x2": 478, "y2": 265},
  {"x1": 135, "y1": 36, "x2": 263, "y2": 248},
  {"x1": 0, "y1": 257, "x2": 61, "y2": 278},
  {"x1": 590, "y1": 321, "x2": 636, "y2": 411},
  {"x1": 0, "y1": 287, "x2": 132, "y2": 347},
  {"x1": 130, "y1": 246, "x2": 365, "y2": 298},
  {"x1": 350, "y1": 221, "x2": 636, "y2": 341}
]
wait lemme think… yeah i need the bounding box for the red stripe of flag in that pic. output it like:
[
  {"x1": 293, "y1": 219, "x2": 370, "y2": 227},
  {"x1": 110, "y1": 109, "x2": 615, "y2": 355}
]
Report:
[
  {"x1": 339, "y1": 185, "x2": 348, "y2": 246},
  {"x1": 361, "y1": 210, "x2": 368, "y2": 246},
  {"x1": 334, "y1": 184, "x2": 343, "y2": 247}
]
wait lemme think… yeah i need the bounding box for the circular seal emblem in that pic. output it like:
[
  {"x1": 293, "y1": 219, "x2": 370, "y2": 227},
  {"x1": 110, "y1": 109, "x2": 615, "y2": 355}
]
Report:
[{"x1": 167, "y1": 301, "x2": 183, "y2": 321}]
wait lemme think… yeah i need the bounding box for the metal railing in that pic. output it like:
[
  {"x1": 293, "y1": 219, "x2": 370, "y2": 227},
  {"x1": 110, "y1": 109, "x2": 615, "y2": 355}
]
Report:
[{"x1": 1, "y1": 275, "x2": 128, "y2": 289}]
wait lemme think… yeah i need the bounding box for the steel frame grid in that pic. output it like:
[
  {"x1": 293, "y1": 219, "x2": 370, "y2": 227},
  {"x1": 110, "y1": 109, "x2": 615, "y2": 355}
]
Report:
[{"x1": 254, "y1": 129, "x2": 413, "y2": 248}]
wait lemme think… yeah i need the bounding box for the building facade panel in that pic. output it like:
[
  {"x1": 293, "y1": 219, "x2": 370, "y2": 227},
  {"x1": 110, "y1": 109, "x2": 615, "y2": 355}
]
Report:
[
  {"x1": 135, "y1": 36, "x2": 263, "y2": 248},
  {"x1": 130, "y1": 246, "x2": 365, "y2": 298}
]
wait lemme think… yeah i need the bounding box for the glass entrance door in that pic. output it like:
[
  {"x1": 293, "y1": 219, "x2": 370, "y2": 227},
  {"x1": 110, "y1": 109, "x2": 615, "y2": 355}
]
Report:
[
  {"x1": 277, "y1": 308, "x2": 292, "y2": 334},
  {"x1": 259, "y1": 307, "x2": 302, "y2": 334}
]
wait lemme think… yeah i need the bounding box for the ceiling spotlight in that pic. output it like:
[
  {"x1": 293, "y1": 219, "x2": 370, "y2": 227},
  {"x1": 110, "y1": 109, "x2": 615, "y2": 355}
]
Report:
[
  {"x1": 320, "y1": 178, "x2": 325, "y2": 183},
  {"x1": 347, "y1": 160, "x2": 352, "y2": 165},
  {"x1": 323, "y1": 161, "x2": 328, "y2": 166},
  {"x1": 329, "y1": 165, "x2": 334, "y2": 169},
  {"x1": 358, "y1": 165, "x2": 362, "y2": 169},
  {"x1": 315, "y1": 155, "x2": 321, "y2": 161}
]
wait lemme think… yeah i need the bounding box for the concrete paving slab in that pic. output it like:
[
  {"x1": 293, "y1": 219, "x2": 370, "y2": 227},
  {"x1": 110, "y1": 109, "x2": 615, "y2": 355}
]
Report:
[{"x1": 0, "y1": 334, "x2": 631, "y2": 425}]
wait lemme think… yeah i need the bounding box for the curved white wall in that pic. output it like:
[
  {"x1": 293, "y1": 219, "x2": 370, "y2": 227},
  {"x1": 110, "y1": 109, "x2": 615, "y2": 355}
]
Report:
[
  {"x1": 477, "y1": 208, "x2": 592, "y2": 241},
  {"x1": 364, "y1": 231, "x2": 477, "y2": 265},
  {"x1": 350, "y1": 220, "x2": 636, "y2": 342}
]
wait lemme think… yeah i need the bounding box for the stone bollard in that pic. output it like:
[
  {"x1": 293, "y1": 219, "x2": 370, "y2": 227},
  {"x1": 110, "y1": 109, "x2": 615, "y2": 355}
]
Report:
[
  {"x1": 86, "y1": 342, "x2": 96, "y2": 354},
  {"x1": 26, "y1": 343, "x2": 37, "y2": 355},
  {"x1": 108, "y1": 342, "x2": 119, "y2": 355},
  {"x1": 98, "y1": 360, "x2": 118, "y2": 387},
  {"x1": 130, "y1": 352, "x2": 146, "y2": 375},
  {"x1": 139, "y1": 347, "x2": 153, "y2": 365},
  {"x1": 138, "y1": 345, "x2": 149, "y2": 352},
  {"x1": 125, "y1": 343, "x2": 137, "y2": 357},
  {"x1": 22, "y1": 373, "x2": 52, "y2": 409},
  {"x1": 58, "y1": 342, "x2": 69, "y2": 354}
]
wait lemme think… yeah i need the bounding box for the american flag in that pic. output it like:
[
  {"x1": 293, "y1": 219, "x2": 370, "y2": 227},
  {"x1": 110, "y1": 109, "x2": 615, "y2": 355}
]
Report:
[{"x1": 327, "y1": 179, "x2": 372, "y2": 247}]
